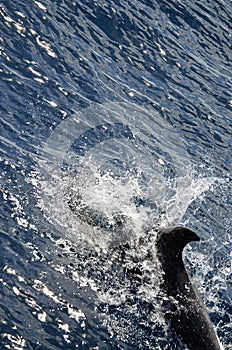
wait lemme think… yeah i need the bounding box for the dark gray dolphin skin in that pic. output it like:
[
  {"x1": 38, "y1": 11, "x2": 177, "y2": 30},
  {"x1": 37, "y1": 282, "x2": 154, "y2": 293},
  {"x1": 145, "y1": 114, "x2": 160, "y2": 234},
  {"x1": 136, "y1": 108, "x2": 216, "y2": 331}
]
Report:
[{"x1": 156, "y1": 226, "x2": 223, "y2": 350}]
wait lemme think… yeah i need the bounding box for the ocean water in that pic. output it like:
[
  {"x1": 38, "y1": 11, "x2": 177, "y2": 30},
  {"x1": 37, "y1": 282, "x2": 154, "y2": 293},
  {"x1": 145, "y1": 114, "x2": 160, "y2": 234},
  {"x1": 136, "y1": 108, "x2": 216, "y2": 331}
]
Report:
[{"x1": 0, "y1": 0, "x2": 231, "y2": 349}]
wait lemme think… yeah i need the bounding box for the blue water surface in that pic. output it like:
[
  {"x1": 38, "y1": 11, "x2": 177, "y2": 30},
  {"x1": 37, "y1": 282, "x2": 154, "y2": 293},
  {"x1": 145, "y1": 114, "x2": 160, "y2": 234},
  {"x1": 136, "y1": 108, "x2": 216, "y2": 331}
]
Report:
[{"x1": 0, "y1": 0, "x2": 231, "y2": 349}]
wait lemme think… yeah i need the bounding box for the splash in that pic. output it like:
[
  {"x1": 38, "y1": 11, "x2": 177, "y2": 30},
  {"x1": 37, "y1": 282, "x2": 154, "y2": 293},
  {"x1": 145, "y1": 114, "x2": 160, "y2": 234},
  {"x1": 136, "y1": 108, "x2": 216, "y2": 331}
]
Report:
[
  {"x1": 31, "y1": 101, "x2": 226, "y2": 349},
  {"x1": 35, "y1": 101, "x2": 218, "y2": 247}
]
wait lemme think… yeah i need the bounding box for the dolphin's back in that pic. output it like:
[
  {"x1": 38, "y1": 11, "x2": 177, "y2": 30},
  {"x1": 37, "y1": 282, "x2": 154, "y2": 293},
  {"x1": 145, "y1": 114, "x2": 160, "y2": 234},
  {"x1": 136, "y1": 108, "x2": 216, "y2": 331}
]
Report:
[{"x1": 156, "y1": 227, "x2": 223, "y2": 350}]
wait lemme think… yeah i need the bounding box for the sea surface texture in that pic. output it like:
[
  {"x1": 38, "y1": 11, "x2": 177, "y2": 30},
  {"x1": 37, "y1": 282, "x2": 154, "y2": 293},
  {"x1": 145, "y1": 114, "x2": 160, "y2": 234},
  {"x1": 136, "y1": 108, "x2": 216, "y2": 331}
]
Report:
[{"x1": 0, "y1": 0, "x2": 231, "y2": 349}]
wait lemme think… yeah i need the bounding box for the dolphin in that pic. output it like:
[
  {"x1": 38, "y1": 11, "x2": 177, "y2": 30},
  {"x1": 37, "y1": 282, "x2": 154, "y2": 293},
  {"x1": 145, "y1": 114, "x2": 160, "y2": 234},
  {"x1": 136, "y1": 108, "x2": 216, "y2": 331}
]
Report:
[
  {"x1": 156, "y1": 226, "x2": 223, "y2": 350},
  {"x1": 67, "y1": 194, "x2": 223, "y2": 348}
]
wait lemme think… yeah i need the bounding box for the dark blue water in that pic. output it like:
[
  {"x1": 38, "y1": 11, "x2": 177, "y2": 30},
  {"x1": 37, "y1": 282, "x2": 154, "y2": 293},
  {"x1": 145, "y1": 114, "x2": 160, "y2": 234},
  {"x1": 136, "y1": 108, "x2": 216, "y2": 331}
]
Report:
[{"x1": 0, "y1": 0, "x2": 231, "y2": 349}]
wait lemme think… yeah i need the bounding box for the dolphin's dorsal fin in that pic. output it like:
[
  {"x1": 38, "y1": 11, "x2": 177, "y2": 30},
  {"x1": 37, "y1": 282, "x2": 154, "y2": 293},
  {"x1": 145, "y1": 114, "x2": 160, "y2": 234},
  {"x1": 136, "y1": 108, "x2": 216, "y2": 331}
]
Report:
[
  {"x1": 156, "y1": 227, "x2": 223, "y2": 350},
  {"x1": 156, "y1": 226, "x2": 200, "y2": 263}
]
